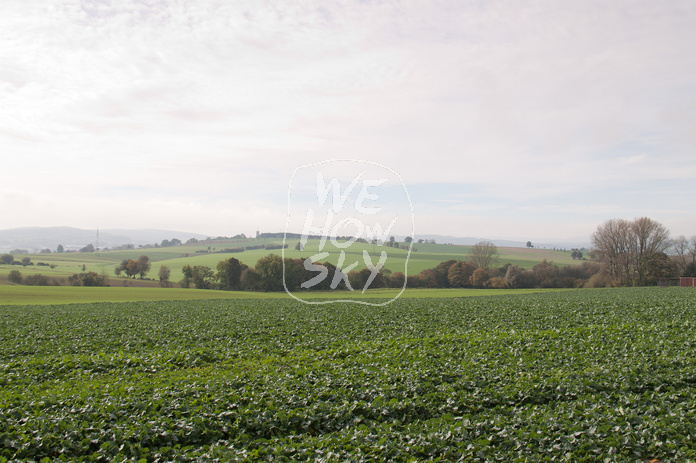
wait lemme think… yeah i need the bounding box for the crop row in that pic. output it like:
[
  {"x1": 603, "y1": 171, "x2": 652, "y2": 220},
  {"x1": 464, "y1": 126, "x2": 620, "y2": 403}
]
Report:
[{"x1": 0, "y1": 288, "x2": 695, "y2": 461}]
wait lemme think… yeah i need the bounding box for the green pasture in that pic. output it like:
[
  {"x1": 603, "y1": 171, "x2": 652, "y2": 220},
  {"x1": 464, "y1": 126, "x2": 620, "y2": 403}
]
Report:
[
  {"x1": 0, "y1": 284, "x2": 568, "y2": 305},
  {"x1": 0, "y1": 237, "x2": 585, "y2": 287},
  {"x1": 145, "y1": 240, "x2": 581, "y2": 281}
]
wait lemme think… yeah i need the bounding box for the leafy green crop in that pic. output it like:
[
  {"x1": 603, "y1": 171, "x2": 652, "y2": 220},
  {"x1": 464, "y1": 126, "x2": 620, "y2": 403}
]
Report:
[{"x1": 1, "y1": 288, "x2": 695, "y2": 462}]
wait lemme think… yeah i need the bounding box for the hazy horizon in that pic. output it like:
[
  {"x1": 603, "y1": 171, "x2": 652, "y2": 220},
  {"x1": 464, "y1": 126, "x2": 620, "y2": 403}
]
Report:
[
  {"x1": 0, "y1": 224, "x2": 599, "y2": 251},
  {"x1": 1, "y1": 1, "x2": 695, "y2": 241}
]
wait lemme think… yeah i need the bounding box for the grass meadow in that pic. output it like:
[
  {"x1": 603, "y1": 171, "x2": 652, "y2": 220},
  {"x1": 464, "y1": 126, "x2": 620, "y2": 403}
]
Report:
[
  {"x1": 0, "y1": 284, "x2": 570, "y2": 305},
  {"x1": 0, "y1": 237, "x2": 583, "y2": 289}
]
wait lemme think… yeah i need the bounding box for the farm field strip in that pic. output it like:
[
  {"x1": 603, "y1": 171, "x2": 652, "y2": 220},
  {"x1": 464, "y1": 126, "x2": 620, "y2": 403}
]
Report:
[
  {"x1": 0, "y1": 288, "x2": 694, "y2": 461},
  {"x1": 0, "y1": 239, "x2": 582, "y2": 286},
  {"x1": 0, "y1": 285, "x2": 570, "y2": 305}
]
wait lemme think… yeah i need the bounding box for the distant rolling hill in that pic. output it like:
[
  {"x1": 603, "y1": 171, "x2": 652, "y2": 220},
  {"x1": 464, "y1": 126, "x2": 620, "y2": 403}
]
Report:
[
  {"x1": 404, "y1": 234, "x2": 590, "y2": 250},
  {"x1": 0, "y1": 227, "x2": 590, "y2": 254},
  {"x1": 0, "y1": 227, "x2": 210, "y2": 253}
]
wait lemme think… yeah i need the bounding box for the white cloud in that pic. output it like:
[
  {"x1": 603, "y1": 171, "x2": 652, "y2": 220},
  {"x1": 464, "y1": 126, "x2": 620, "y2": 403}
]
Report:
[{"x1": 0, "y1": 0, "x2": 695, "y2": 240}]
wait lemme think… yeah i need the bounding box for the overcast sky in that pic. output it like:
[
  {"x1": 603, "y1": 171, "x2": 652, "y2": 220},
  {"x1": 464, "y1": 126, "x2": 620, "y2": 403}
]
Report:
[{"x1": 1, "y1": 0, "x2": 695, "y2": 242}]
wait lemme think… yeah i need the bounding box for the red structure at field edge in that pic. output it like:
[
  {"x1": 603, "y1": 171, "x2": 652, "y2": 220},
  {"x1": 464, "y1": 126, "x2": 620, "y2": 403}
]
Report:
[{"x1": 681, "y1": 277, "x2": 696, "y2": 287}]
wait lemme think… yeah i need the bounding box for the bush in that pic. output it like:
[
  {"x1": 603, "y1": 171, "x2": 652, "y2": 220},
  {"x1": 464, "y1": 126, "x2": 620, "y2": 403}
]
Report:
[
  {"x1": 406, "y1": 274, "x2": 426, "y2": 288},
  {"x1": 505, "y1": 265, "x2": 538, "y2": 288},
  {"x1": 559, "y1": 262, "x2": 602, "y2": 280},
  {"x1": 488, "y1": 277, "x2": 507, "y2": 289},
  {"x1": 389, "y1": 271, "x2": 406, "y2": 288},
  {"x1": 684, "y1": 262, "x2": 696, "y2": 277},
  {"x1": 240, "y1": 268, "x2": 261, "y2": 291},
  {"x1": 68, "y1": 272, "x2": 109, "y2": 287},
  {"x1": 217, "y1": 247, "x2": 244, "y2": 253},
  {"x1": 585, "y1": 271, "x2": 614, "y2": 288},
  {"x1": 23, "y1": 274, "x2": 59, "y2": 286},
  {"x1": 8, "y1": 270, "x2": 22, "y2": 284},
  {"x1": 532, "y1": 260, "x2": 560, "y2": 288}
]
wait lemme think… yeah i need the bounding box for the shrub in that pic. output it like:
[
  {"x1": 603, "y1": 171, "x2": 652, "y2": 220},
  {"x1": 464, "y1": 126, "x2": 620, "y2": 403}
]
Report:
[
  {"x1": 533, "y1": 260, "x2": 560, "y2": 288},
  {"x1": 488, "y1": 277, "x2": 507, "y2": 289},
  {"x1": 240, "y1": 268, "x2": 261, "y2": 291},
  {"x1": 585, "y1": 271, "x2": 614, "y2": 288},
  {"x1": 69, "y1": 272, "x2": 109, "y2": 287},
  {"x1": 23, "y1": 274, "x2": 59, "y2": 286},
  {"x1": 8, "y1": 270, "x2": 22, "y2": 284},
  {"x1": 470, "y1": 268, "x2": 490, "y2": 288},
  {"x1": 389, "y1": 271, "x2": 406, "y2": 288},
  {"x1": 505, "y1": 265, "x2": 538, "y2": 288}
]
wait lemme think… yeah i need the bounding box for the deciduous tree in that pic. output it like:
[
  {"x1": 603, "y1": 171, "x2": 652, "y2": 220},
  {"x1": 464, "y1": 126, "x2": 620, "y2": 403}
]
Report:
[
  {"x1": 689, "y1": 235, "x2": 696, "y2": 265},
  {"x1": 158, "y1": 265, "x2": 171, "y2": 288},
  {"x1": 640, "y1": 252, "x2": 676, "y2": 285},
  {"x1": 216, "y1": 257, "x2": 244, "y2": 290},
  {"x1": 470, "y1": 267, "x2": 489, "y2": 288},
  {"x1": 8, "y1": 270, "x2": 22, "y2": 284},
  {"x1": 240, "y1": 267, "x2": 261, "y2": 291},
  {"x1": 191, "y1": 265, "x2": 215, "y2": 289},
  {"x1": 433, "y1": 259, "x2": 457, "y2": 288},
  {"x1": 533, "y1": 259, "x2": 559, "y2": 287},
  {"x1": 256, "y1": 254, "x2": 284, "y2": 292},
  {"x1": 389, "y1": 271, "x2": 406, "y2": 288},
  {"x1": 447, "y1": 261, "x2": 477, "y2": 288},
  {"x1": 137, "y1": 255, "x2": 151, "y2": 279},
  {"x1": 632, "y1": 217, "x2": 670, "y2": 284},
  {"x1": 591, "y1": 217, "x2": 671, "y2": 285},
  {"x1": 69, "y1": 271, "x2": 108, "y2": 287},
  {"x1": 505, "y1": 265, "x2": 538, "y2": 288},
  {"x1": 672, "y1": 236, "x2": 690, "y2": 275},
  {"x1": 124, "y1": 260, "x2": 140, "y2": 278},
  {"x1": 469, "y1": 241, "x2": 499, "y2": 270}
]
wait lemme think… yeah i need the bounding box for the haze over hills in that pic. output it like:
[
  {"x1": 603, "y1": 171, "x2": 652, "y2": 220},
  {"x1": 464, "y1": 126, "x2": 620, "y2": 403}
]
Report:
[
  {"x1": 0, "y1": 227, "x2": 591, "y2": 253},
  {"x1": 414, "y1": 235, "x2": 591, "y2": 250},
  {"x1": 0, "y1": 227, "x2": 210, "y2": 253}
]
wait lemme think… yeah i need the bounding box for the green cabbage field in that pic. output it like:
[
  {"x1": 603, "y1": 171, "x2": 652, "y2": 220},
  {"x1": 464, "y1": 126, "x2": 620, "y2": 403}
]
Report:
[{"x1": 1, "y1": 288, "x2": 695, "y2": 462}]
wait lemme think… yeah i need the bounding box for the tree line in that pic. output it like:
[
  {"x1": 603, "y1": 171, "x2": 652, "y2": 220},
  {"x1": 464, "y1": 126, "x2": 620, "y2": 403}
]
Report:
[
  {"x1": 590, "y1": 217, "x2": 696, "y2": 286},
  {"x1": 174, "y1": 241, "x2": 605, "y2": 292},
  {"x1": 5, "y1": 217, "x2": 693, "y2": 290},
  {"x1": 177, "y1": 221, "x2": 696, "y2": 292}
]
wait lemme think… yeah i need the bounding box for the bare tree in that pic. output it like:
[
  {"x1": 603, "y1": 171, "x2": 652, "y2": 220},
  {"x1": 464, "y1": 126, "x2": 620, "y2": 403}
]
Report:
[
  {"x1": 689, "y1": 235, "x2": 696, "y2": 265},
  {"x1": 469, "y1": 240, "x2": 499, "y2": 270},
  {"x1": 591, "y1": 218, "x2": 633, "y2": 285},
  {"x1": 159, "y1": 265, "x2": 172, "y2": 288},
  {"x1": 591, "y1": 217, "x2": 671, "y2": 286},
  {"x1": 631, "y1": 217, "x2": 670, "y2": 284},
  {"x1": 672, "y1": 236, "x2": 689, "y2": 275}
]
